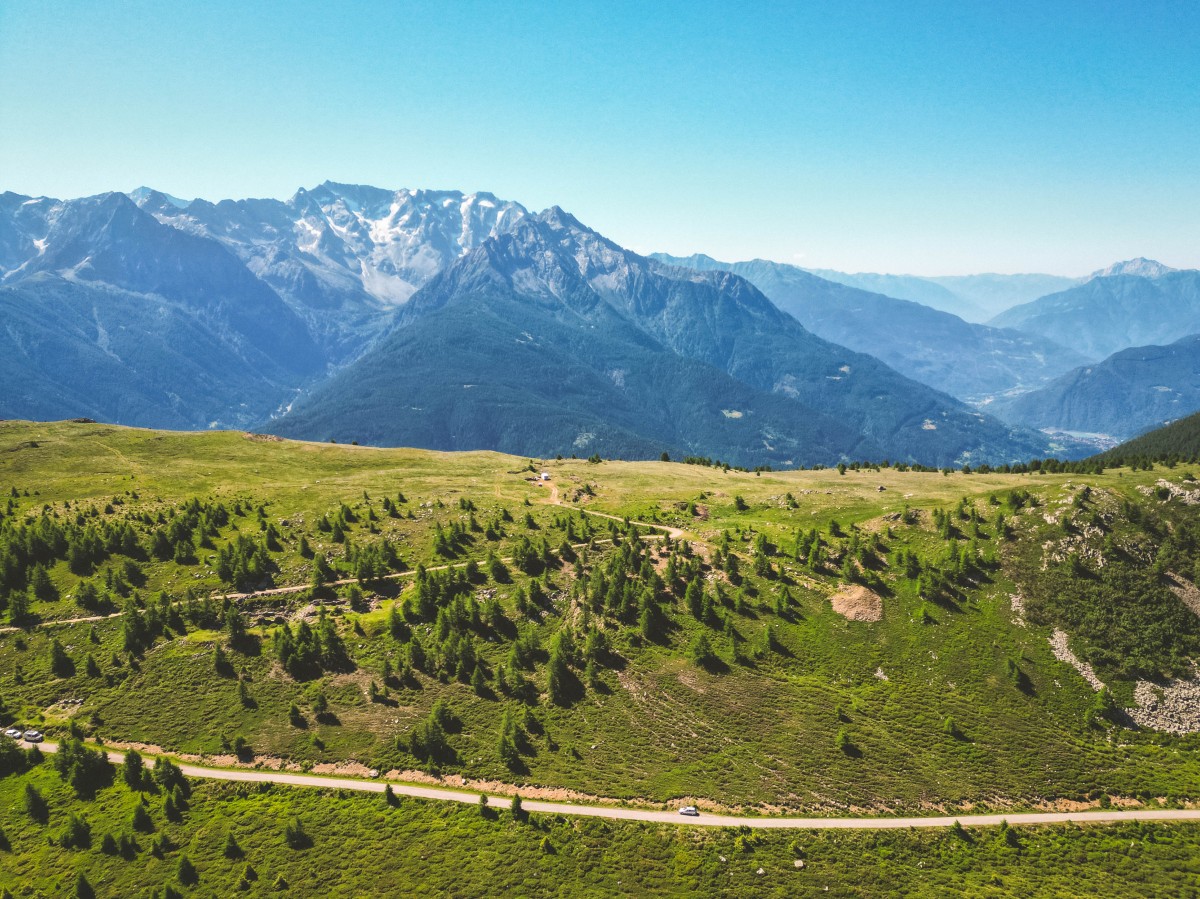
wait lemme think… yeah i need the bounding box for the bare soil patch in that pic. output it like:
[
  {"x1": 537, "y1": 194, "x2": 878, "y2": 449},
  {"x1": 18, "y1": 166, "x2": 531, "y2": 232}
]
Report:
[{"x1": 829, "y1": 585, "x2": 883, "y2": 622}]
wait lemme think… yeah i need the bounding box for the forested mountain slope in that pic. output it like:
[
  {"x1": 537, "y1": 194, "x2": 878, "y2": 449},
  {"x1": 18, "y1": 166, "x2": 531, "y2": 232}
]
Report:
[{"x1": 280, "y1": 210, "x2": 1048, "y2": 466}]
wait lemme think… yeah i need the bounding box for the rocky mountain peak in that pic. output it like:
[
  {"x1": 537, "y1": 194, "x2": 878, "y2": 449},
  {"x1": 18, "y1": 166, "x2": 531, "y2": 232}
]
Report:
[{"x1": 1089, "y1": 257, "x2": 1177, "y2": 280}]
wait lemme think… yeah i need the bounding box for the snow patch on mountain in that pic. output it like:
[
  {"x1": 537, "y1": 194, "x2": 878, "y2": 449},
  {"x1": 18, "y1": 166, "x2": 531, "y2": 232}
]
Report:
[
  {"x1": 130, "y1": 181, "x2": 528, "y2": 313},
  {"x1": 1089, "y1": 258, "x2": 1177, "y2": 280}
]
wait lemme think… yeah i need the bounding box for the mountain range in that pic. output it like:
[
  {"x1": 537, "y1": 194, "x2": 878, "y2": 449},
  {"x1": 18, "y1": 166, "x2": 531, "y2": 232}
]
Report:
[
  {"x1": 0, "y1": 191, "x2": 321, "y2": 428},
  {"x1": 275, "y1": 208, "x2": 1048, "y2": 466},
  {"x1": 651, "y1": 254, "x2": 1088, "y2": 403},
  {"x1": 989, "y1": 269, "x2": 1200, "y2": 362},
  {"x1": 5, "y1": 181, "x2": 1194, "y2": 466},
  {"x1": 798, "y1": 268, "x2": 1081, "y2": 322},
  {"x1": 131, "y1": 182, "x2": 527, "y2": 363},
  {"x1": 989, "y1": 333, "x2": 1200, "y2": 441}
]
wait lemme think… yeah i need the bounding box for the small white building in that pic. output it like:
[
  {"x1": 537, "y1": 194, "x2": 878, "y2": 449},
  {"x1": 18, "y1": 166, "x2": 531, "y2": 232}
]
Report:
[{"x1": 540, "y1": 472, "x2": 551, "y2": 481}]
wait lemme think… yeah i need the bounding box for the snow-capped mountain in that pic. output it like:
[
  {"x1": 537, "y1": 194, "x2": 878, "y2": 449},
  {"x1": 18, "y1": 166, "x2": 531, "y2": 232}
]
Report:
[
  {"x1": 1087, "y1": 257, "x2": 1177, "y2": 280},
  {"x1": 277, "y1": 206, "x2": 1052, "y2": 467},
  {"x1": 130, "y1": 182, "x2": 527, "y2": 360},
  {"x1": 0, "y1": 191, "x2": 66, "y2": 278}
]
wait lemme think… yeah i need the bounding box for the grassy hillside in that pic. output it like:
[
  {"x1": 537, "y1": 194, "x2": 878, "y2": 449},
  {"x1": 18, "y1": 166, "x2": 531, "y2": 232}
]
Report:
[
  {"x1": 3, "y1": 759, "x2": 1198, "y2": 898},
  {"x1": 2, "y1": 420, "x2": 1200, "y2": 821}
]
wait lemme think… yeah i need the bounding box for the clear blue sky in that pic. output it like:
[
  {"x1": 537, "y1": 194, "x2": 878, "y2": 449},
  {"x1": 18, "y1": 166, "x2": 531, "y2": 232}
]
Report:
[{"x1": 2, "y1": 1, "x2": 1197, "y2": 275}]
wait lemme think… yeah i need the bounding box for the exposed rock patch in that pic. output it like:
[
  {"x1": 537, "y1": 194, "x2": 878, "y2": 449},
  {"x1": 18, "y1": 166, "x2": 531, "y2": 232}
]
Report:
[
  {"x1": 1128, "y1": 675, "x2": 1200, "y2": 734},
  {"x1": 1010, "y1": 593, "x2": 1026, "y2": 627},
  {"x1": 1048, "y1": 629, "x2": 1105, "y2": 691},
  {"x1": 1140, "y1": 478, "x2": 1200, "y2": 505}
]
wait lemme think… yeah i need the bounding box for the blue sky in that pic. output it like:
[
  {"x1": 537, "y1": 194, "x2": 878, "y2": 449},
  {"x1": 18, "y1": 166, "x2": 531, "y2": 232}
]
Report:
[{"x1": 2, "y1": 1, "x2": 1197, "y2": 274}]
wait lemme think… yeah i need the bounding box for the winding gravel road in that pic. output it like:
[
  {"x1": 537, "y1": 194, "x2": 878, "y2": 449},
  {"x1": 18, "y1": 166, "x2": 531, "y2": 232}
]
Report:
[{"x1": 20, "y1": 740, "x2": 1200, "y2": 830}]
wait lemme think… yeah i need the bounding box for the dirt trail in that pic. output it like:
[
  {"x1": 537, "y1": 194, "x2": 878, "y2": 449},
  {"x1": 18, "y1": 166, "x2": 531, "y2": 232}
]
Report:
[
  {"x1": 0, "y1": 508, "x2": 676, "y2": 633},
  {"x1": 541, "y1": 484, "x2": 685, "y2": 540},
  {"x1": 20, "y1": 740, "x2": 1200, "y2": 831}
]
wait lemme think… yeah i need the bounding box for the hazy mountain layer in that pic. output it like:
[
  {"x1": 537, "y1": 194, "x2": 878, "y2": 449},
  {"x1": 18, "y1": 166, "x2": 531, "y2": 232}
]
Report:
[
  {"x1": 989, "y1": 334, "x2": 1200, "y2": 440},
  {"x1": 990, "y1": 270, "x2": 1200, "y2": 361},
  {"x1": 653, "y1": 254, "x2": 1086, "y2": 403},
  {"x1": 797, "y1": 268, "x2": 1080, "y2": 322}
]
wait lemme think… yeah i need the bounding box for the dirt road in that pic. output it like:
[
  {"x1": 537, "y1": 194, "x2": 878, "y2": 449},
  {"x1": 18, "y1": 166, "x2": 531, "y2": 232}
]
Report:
[{"x1": 20, "y1": 741, "x2": 1200, "y2": 830}]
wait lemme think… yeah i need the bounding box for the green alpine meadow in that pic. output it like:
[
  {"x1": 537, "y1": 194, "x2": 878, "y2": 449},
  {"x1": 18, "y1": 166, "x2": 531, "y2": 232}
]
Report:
[{"x1": 2, "y1": 419, "x2": 1200, "y2": 895}]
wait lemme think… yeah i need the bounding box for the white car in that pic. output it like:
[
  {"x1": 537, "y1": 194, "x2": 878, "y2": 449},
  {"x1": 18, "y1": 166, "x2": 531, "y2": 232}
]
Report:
[
  {"x1": 679, "y1": 805, "x2": 699, "y2": 817},
  {"x1": 22, "y1": 730, "x2": 44, "y2": 743},
  {"x1": 3, "y1": 727, "x2": 22, "y2": 740}
]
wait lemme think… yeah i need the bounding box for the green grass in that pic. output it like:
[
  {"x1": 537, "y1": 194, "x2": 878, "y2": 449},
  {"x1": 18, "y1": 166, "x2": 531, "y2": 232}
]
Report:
[
  {"x1": 2, "y1": 762, "x2": 1200, "y2": 897},
  {"x1": 2, "y1": 421, "x2": 1200, "y2": 818}
]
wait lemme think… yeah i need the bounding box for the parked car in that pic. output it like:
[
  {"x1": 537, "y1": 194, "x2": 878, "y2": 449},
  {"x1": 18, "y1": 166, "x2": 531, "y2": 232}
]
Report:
[
  {"x1": 22, "y1": 730, "x2": 44, "y2": 743},
  {"x1": 3, "y1": 727, "x2": 23, "y2": 739},
  {"x1": 679, "y1": 805, "x2": 699, "y2": 816}
]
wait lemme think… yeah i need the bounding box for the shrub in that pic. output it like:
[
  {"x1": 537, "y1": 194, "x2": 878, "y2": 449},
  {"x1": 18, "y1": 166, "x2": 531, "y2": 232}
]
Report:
[
  {"x1": 132, "y1": 801, "x2": 155, "y2": 833},
  {"x1": 74, "y1": 873, "x2": 95, "y2": 899},
  {"x1": 24, "y1": 783, "x2": 48, "y2": 823},
  {"x1": 284, "y1": 816, "x2": 310, "y2": 849},
  {"x1": 835, "y1": 729, "x2": 853, "y2": 754}
]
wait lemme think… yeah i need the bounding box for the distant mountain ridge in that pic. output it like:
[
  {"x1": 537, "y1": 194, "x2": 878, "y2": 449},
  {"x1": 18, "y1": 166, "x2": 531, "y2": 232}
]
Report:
[
  {"x1": 990, "y1": 266, "x2": 1200, "y2": 362},
  {"x1": 989, "y1": 333, "x2": 1200, "y2": 441},
  {"x1": 276, "y1": 209, "x2": 1050, "y2": 466},
  {"x1": 0, "y1": 190, "x2": 323, "y2": 429},
  {"x1": 796, "y1": 267, "x2": 1080, "y2": 322},
  {"x1": 651, "y1": 253, "x2": 1088, "y2": 403}
]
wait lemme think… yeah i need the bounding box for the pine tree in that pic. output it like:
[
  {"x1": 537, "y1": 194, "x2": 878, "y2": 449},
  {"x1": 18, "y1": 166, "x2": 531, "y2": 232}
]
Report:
[
  {"x1": 24, "y1": 783, "x2": 47, "y2": 822},
  {"x1": 177, "y1": 853, "x2": 198, "y2": 885},
  {"x1": 74, "y1": 872, "x2": 95, "y2": 899},
  {"x1": 132, "y1": 802, "x2": 155, "y2": 832},
  {"x1": 122, "y1": 748, "x2": 145, "y2": 789}
]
